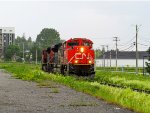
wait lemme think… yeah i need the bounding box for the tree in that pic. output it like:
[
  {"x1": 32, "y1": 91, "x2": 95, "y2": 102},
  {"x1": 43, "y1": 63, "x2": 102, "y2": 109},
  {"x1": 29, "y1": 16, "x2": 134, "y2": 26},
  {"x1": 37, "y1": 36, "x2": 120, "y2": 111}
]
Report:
[
  {"x1": 15, "y1": 35, "x2": 34, "y2": 61},
  {"x1": 36, "y1": 28, "x2": 60, "y2": 49},
  {"x1": 30, "y1": 42, "x2": 42, "y2": 62},
  {"x1": 15, "y1": 35, "x2": 32, "y2": 50},
  {"x1": 146, "y1": 47, "x2": 150, "y2": 74},
  {"x1": 95, "y1": 49, "x2": 102, "y2": 59},
  {"x1": 4, "y1": 45, "x2": 20, "y2": 60},
  {"x1": 27, "y1": 37, "x2": 33, "y2": 50}
]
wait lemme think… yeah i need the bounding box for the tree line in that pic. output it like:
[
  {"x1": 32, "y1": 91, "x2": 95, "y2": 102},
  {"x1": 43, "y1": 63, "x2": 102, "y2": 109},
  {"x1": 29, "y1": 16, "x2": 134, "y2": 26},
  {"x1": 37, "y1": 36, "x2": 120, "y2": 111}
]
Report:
[
  {"x1": 5, "y1": 27, "x2": 103, "y2": 62},
  {"x1": 4, "y1": 28, "x2": 61, "y2": 62}
]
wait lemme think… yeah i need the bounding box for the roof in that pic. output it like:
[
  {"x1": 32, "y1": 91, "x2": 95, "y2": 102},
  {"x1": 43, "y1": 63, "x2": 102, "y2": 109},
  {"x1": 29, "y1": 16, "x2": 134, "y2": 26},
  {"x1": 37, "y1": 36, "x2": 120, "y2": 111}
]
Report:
[
  {"x1": 99, "y1": 51, "x2": 149, "y2": 59},
  {"x1": 66, "y1": 38, "x2": 93, "y2": 44},
  {"x1": 0, "y1": 27, "x2": 15, "y2": 33}
]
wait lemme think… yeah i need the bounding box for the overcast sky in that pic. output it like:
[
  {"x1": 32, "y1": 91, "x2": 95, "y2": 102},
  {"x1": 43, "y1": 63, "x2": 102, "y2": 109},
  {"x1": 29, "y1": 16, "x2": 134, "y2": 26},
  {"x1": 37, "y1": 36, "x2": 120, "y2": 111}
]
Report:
[{"x1": 0, "y1": 0, "x2": 150, "y2": 51}]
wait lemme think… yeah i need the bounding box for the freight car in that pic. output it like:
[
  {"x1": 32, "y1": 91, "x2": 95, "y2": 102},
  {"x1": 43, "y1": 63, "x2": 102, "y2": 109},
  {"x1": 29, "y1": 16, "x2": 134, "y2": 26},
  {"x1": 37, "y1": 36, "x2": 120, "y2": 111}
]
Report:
[{"x1": 42, "y1": 38, "x2": 95, "y2": 78}]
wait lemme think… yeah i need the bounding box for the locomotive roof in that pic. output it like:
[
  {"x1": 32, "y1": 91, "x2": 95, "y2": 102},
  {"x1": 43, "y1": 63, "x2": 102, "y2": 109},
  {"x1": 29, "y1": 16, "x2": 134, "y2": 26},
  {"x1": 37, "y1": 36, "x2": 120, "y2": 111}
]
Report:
[{"x1": 66, "y1": 38, "x2": 93, "y2": 44}]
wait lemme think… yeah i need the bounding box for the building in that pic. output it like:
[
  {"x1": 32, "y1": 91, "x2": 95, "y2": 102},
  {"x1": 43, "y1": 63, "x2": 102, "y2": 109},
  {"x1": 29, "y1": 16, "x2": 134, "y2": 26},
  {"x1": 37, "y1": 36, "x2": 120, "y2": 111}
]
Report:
[
  {"x1": 100, "y1": 51, "x2": 149, "y2": 59},
  {"x1": 0, "y1": 27, "x2": 15, "y2": 58},
  {"x1": 97, "y1": 51, "x2": 149, "y2": 67}
]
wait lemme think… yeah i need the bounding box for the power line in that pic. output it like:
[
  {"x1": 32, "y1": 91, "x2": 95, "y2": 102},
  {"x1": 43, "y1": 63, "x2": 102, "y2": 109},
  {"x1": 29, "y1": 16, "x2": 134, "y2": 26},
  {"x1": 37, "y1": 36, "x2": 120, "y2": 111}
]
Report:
[
  {"x1": 118, "y1": 36, "x2": 135, "y2": 47},
  {"x1": 118, "y1": 42, "x2": 134, "y2": 47},
  {"x1": 119, "y1": 44, "x2": 135, "y2": 51},
  {"x1": 138, "y1": 36, "x2": 150, "y2": 43},
  {"x1": 139, "y1": 38, "x2": 150, "y2": 44},
  {"x1": 118, "y1": 42, "x2": 134, "y2": 50},
  {"x1": 111, "y1": 45, "x2": 116, "y2": 50},
  {"x1": 138, "y1": 43, "x2": 150, "y2": 47}
]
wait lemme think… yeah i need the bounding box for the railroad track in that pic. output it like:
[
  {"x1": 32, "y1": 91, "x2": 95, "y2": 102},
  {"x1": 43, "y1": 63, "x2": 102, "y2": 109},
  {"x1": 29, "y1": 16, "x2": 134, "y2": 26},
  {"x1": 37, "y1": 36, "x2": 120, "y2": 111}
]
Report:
[
  {"x1": 93, "y1": 80, "x2": 150, "y2": 94},
  {"x1": 66, "y1": 75, "x2": 150, "y2": 94}
]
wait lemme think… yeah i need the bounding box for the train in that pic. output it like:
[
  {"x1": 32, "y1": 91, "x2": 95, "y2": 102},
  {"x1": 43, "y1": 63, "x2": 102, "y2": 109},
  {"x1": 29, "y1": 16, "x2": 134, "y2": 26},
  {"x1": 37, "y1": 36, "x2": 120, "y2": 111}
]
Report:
[{"x1": 41, "y1": 38, "x2": 95, "y2": 78}]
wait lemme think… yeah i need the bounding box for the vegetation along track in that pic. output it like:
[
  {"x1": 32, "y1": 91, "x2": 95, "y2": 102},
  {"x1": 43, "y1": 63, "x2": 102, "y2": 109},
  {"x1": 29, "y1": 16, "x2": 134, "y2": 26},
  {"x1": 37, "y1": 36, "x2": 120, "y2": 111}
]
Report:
[
  {"x1": 92, "y1": 70, "x2": 150, "y2": 94},
  {"x1": 1, "y1": 63, "x2": 150, "y2": 113},
  {"x1": 90, "y1": 80, "x2": 150, "y2": 94}
]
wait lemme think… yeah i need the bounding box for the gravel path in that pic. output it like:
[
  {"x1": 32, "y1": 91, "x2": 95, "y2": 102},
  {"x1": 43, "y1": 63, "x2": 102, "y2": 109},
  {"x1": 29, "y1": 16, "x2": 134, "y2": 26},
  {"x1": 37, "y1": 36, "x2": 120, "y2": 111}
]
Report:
[{"x1": 0, "y1": 70, "x2": 136, "y2": 113}]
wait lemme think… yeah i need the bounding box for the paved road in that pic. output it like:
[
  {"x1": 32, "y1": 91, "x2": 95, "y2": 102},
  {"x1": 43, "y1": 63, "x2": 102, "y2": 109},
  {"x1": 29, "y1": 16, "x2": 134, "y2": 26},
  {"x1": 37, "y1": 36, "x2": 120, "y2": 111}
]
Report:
[{"x1": 0, "y1": 70, "x2": 136, "y2": 113}]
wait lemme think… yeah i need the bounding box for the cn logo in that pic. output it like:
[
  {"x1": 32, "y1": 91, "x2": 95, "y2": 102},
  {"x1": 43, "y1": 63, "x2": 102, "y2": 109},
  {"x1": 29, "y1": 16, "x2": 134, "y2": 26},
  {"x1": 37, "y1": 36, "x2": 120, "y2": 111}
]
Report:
[{"x1": 75, "y1": 53, "x2": 90, "y2": 59}]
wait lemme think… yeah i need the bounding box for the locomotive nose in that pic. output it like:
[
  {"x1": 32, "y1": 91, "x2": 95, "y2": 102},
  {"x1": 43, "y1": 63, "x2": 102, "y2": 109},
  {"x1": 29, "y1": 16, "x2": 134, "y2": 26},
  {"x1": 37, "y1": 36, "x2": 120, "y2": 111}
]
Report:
[{"x1": 72, "y1": 46, "x2": 93, "y2": 64}]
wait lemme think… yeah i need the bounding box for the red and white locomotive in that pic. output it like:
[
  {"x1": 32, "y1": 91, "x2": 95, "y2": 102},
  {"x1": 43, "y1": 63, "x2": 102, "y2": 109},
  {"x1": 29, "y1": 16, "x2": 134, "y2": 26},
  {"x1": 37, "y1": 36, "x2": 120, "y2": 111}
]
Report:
[{"x1": 42, "y1": 38, "x2": 95, "y2": 78}]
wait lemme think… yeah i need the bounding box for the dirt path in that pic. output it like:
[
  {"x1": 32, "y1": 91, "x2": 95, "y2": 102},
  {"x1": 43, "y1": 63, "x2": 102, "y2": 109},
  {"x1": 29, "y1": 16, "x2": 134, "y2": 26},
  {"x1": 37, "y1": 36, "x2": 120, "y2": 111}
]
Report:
[{"x1": 0, "y1": 70, "x2": 135, "y2": 113}]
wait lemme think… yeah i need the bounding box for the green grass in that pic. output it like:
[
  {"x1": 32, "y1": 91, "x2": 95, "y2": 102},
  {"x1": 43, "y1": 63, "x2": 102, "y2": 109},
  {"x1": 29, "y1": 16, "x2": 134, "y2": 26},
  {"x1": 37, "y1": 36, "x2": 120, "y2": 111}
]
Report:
[
  {"x1": 95, "y1": 71, "x2": 150, "y2": 93},
  {"x1": 0, "y1": 63, "x2": 150, "y2": 113},
  {"x1": 96, "y1": 66, "x2": 143, "y2": 72}
]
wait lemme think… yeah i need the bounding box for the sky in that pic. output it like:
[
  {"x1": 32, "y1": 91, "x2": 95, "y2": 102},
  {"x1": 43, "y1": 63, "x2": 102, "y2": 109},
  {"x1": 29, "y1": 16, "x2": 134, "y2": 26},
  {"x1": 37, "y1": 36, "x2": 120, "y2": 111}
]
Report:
[{"x1": 0, "y1": 0, "x2": 150, "y2": 51}]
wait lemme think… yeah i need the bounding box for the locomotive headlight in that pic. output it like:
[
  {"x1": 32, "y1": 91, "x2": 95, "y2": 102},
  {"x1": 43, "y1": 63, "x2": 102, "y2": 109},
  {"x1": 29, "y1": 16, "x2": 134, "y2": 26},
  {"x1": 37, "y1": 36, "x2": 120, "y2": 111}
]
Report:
[
  {"x1": 75, "y1": 60, "x2": 78, "y2": 63},
  {"x1": 80, "y1": 47, "x2": 84, "y2": 53},
  {"x1": 88, "y1": 60, "x2": 92, "y2": 64}
]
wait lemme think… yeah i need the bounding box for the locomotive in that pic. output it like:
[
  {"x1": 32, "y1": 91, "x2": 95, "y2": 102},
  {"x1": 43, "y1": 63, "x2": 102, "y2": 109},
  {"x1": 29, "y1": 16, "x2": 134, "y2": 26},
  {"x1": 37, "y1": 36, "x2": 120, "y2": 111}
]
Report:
[{"x1": 42, "y1": 38, "x2": 95, "y2": 78}]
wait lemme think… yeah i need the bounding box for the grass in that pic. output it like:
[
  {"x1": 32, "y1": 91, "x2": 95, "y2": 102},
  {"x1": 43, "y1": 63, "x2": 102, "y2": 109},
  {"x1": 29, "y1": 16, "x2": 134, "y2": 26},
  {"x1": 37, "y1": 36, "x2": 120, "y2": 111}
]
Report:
[
  {"x1": 0, "y1": 62, "x2": 150, "y2": 113},
  {"x1": 95, "y1": 71, "x2": 150, "y2": 93},
  {"x1": 96, "y1": 66, "x2": 143, "y2": 72}
]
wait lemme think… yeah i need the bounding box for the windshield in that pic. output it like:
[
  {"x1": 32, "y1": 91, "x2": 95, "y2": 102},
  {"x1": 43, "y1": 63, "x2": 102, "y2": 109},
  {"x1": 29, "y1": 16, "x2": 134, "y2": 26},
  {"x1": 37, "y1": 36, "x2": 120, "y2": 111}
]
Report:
[
  {"x1": 68, "y1": 41, "x2": 79, "y2": 46},
  {"x1": 82, "y1": 41, "x2": 92, "y2": 46},
  {"x1": 83, "y1": 42, "x2": 90, "y2": 46}
]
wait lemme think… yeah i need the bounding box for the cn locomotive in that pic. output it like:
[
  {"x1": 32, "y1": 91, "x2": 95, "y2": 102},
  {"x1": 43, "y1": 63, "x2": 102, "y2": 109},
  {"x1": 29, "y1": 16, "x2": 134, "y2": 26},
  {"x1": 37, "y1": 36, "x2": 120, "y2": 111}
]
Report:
[{"x1": 42, "y1": 38, "x2": 95, "y2": 78}]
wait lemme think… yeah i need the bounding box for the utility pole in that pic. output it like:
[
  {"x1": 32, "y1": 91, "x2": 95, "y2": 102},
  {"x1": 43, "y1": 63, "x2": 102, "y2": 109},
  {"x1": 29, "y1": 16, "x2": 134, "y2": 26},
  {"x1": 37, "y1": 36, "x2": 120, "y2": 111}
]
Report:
[
  {"x1": 22, "y1": 33, "x2": 26, "y2": 63},
  {"x1": 106, "y1": 45, "x2": 109, "y2": 67},
  {"x1": 23, "y1": 43, "x2": 24, "y2": 62},
  {"x1": 101, "y1": 45, "x2": 105, "y2": 69},
  {"x1": 36, "y1": 49, "x2": 37, "y2": 65},
  {"x1": 113, "y1": 37, "x2": 119, "y2": 71},
  {"x1": 136, "y1": 25, "x2": 139, "y2": 75},
  {"x1": 109, "y1": 50, "x2": 111, "y2": 69}
]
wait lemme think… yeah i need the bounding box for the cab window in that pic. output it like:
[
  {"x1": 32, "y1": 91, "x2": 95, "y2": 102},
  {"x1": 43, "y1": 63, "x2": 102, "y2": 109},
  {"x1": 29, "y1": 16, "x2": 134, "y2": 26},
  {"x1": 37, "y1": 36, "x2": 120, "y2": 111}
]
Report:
[
  {"x1": 83, "y1": 41, "x2": 92, "y2": 46},
  {"x1": 68, "y1": 41, "x2": 79, "y2": 46}
]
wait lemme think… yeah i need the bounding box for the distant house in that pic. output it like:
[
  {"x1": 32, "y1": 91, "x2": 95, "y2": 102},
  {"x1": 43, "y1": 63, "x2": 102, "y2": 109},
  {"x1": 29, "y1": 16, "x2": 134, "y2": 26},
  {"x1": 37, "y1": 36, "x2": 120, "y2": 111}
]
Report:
[
  {"x1": 99, "y1": 51, "x2": 149, "y2": 59},
  {"x1": 97, "y1": 51, "x2": 149, "y2": 67}
]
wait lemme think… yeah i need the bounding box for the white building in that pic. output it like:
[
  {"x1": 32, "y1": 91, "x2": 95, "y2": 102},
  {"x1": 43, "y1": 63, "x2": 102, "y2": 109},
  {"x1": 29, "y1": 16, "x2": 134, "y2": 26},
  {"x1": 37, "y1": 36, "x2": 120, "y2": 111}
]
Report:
[
  {"x1": 97, "y1": 51, "x2": 149, "y2": 67},
  {"x1": 0, "y1": 27, "x2": 15, "y2": 58}
]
